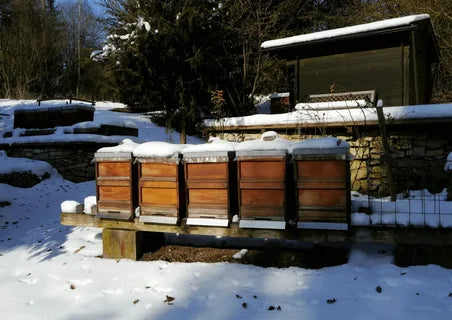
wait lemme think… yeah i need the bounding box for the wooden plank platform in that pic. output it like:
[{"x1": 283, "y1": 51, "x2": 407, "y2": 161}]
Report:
[{"x1": 61, "y1": 213, "x2": 452, "y2": 246}]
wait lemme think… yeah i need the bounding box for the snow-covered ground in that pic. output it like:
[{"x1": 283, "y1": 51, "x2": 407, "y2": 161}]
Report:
[
  {"x1": 2, "y1": 167, "x2": 452, "y2": 319},
  {"x1": 2, "y1": 100, "x2": 452, "y2": 319}
]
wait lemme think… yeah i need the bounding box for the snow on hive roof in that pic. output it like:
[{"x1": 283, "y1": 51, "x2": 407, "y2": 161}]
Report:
[
  {"x1": 182, "y1": 138, "x2": 237, "y2": 155},
  {"x1": 133, "y1": 141, "x2": 188, "y2": 158},
  {"x1": 236, "y1": 132, "x2": 292, "y2": 155},
  {"x1": 96, "y1": 139, "x2": 140, "y2": 154},
  {"x1": 291, "y1": 137, "x2": 350, "y2": 155},
  {"x1": 261, "y1": 14, "x2": 430, "y2": 49}
]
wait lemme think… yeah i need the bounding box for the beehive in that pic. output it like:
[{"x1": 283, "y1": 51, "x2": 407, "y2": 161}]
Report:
[
  {"x1": 94, "y1": 140, "x2": 139, "y2": 220},
  {"x1": 292, "y1": 138, "x2": 350, "y2": 230},
  {"x1": 182, "y1": 141, "x2": 237, "y2": 227},
  {"x1": 236, "y1": 133, "x2": 291, "y2": 230}
]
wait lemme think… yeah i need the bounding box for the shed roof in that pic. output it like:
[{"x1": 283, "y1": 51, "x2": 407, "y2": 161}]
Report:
[{"x1": 261, "y1": 14, "x2": 439, "y2": 60}]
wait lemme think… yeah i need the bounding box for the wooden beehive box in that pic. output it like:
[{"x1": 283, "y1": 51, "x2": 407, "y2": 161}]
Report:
[
  {"x1": 236, "y1": 149, "x2": 288, "y2": 229},
  {"x1": 95, "y1": 151, "x2": 138, "y2": 220},
  {"x1": 136, "y1": 155, "x2": 183, "y2": 225},
  {"x1": 292, "y1": 142, "x2": 350, "y2": 230},
  {"x1": 183, "y1": 150, "x2": 236, "y2": 227}
]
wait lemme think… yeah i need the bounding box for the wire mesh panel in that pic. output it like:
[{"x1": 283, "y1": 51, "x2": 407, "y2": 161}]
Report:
[{"x1": 351, "y1": 159, "x2": 452, "y2": 228}]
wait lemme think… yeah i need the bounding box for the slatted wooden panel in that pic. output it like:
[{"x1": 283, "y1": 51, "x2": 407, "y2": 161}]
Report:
[
  {"x1": 96, "y1": 159, "x2": 137, "y2": 220},
  {"x1": 238, "y1": 158, "x2": 286, "y2": 220},
  {"x1": 139, "y1": 162, "x2": 181, "y2": 217},
  {"x1": 185, "y1": 162, "x2": 230, "y2": 218},
  {"x1": 295, "y1": 160, "x2": 350, "y2": 223}
]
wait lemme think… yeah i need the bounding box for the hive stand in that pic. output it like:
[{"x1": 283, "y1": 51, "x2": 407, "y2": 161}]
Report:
[{"x1": 61, "y1": 213, "x2": 452, "y2": 260}]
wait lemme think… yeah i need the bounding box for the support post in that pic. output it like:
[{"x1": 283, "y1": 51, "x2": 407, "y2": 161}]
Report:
[
  {"x1": 102, "y1": 229, "x2": 165, "y2": 260},
  {"x1": 375, "y1": 92, "x2": 397, "y2": 201}
]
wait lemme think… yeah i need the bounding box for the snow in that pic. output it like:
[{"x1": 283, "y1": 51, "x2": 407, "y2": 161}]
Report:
[
  {"x1": 83, "y1": 196, "x2": 97, "y2": 215},
  {"x1": 137, "y1": 16, "x2": 151, "y2": 32},
  {"x1": 0, "y1": 99, "x2": 203, "y2": 145},
  {"x1": 261, "y1": 130, "x2": 278, "y2": 141},
  {"x1": 270, "y1": 92, "x2": 290, "y2": 99},
  {"x1": 1, "y1": 148, "x2": 452, "y2": 318},
  {"x1": 133, "y1": 141, "x2": 188, "y2": 158},
  {"x1": 235, "y1": 137, "x2": 292, "y2": 152},
  {"x1": 73, "y1": 119, "x2": 138, "y2": 129},
  {"x1": 97, "y1": 138, "x2": 140, "y2": 154},
  {"x1": 60, "y1": 200, "x2": 83, "y2": 214},
  {"x1": 351, "y1": 189, "x2": 452, "y2": 228},
  {"x1": 291, "y1": 136, "x2": 349, "y2": 151},
  {"x1": 203, "y1": 103, "x2": 452, "y2": 128},
  {"x1": 232, "y1": 249, "x2": 248, "y2": 260},
  {"x1": 261, "y1": 14, "x2": 430, "y2": 49},
  {"x1": 444, "y1": 152, "x2": 452, "y2": 171},
  {"x1": 182, "y1": 138, "x2": 237, "y2": 154},
  {"x1": 0, "y1": 151, "x2": 54, "y2": 177}
]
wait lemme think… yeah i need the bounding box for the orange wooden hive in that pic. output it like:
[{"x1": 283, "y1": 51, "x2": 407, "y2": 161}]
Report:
[
  {"x1": 135, "y1": 154, "x2": 183, "y2": 225},
  {"x1": 292, "y1": 140, "x2": 350, "y2": 230},
  {"x1": 94, "y1": 150, "x2": 138, "y2": 220},
  {"x1": 236, "y1": 149, "x2": 288, "y2": 230},
  {"x1": 183, "y1": 150, "x2": 236, "y2": 227}
]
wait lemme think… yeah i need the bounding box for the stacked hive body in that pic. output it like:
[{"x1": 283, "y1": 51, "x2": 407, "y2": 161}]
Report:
[
  {"x1": 94, "y1": 140, "x2": 139, "y2": 220},
  {"x1": 292, "y1": 138, "x2": 350, "y2": 230},
  {"x1": 182, "y1": 142, "x2": 237, "y2": 227},
  {"x1": 237, "y1": 135, "x2": 291, "y2": 230},
  {"x1": 134, "y1": 142, "x2": 185, "y2": 225}
]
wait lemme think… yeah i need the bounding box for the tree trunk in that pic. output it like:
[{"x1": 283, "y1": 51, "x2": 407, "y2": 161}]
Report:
[{"x1": 180, "y1": 130, "x2": 187, "y2": 144}]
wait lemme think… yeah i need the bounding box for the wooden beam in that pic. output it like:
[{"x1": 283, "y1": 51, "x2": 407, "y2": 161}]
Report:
[{"x1": 61, "y1": 213, "x2": 452, "y2": 246}]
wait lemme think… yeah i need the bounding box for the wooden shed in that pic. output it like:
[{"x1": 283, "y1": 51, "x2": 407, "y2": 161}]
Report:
[{"x1": 261, "y1": 14, "x2": 440, "y2": 108}]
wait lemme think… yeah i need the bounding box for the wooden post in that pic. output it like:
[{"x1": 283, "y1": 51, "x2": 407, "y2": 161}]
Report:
[
  {"x1": 103, "y1": 229, "x2": 142, "y2": 260},
  {"x1": 102, "y1": 229, "x2": 165, "y2": 260},
  {"x1": 374, "y1": 92, "x2": 397, "y2": 201},
  {"x1": 411, "y1": 28, "x2": 420, "y2": 105}
]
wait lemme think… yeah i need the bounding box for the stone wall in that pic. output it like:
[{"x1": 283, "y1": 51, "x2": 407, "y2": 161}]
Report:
[
  {"x1": 216, "y1": 123, "x2": 452, "y2": 196},
  {"x1": 0, "y1": 142, "x2": 116, "y2": 183}
]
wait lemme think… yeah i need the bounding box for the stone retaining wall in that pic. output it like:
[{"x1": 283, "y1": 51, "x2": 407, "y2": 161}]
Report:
[
  {"x1": 216, "y1": 123, "x2": 452, "y2": 196},
  {"x1": 0, "y1": 142, "x2": 116, "y2": 183}
]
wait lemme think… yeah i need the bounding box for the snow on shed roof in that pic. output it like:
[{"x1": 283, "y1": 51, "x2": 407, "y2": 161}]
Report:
[
  {"x1": 261, "y1": 14, "x2": 430, "y2": 50},
  {"x1": 203, "y1": 103, "x2": 452, "y2": 128}
]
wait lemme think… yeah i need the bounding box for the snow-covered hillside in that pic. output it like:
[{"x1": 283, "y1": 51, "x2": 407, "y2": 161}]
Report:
[{"x1": 0, "y1": 99, "x2": 203, "y2": 144}]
